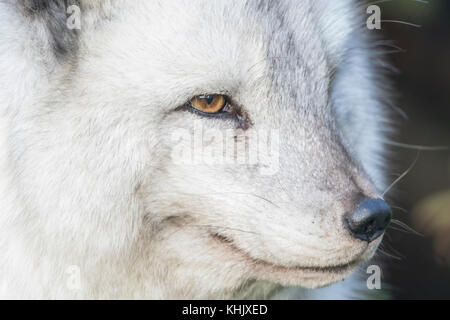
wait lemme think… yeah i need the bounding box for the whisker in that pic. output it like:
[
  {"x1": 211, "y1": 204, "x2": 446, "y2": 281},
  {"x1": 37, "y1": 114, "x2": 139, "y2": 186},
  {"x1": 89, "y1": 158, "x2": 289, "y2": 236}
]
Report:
[
  {"x1": 390, "y1": 205, "x2": 408, "y2": 213},
  {"x1": 386, "y1": 141, "x2": 449, "y2": 151},
  {"x1": 384, "y1": 49, "x2": 406, "y2": 55},
  {"x1": 390, "y1": 219, "x2": 423, "y2": 236},
  {"x1": 382, "y1": 151, "x2": 420, "y2": 197},
  {"x1": 224, "y1": 192, "x2": 281, "y2": 208},
  {"x1": 368, "y1": 0, "x2": 392, "y2": 4},
  {"x1": 378, "y1": 43, "x2": 406, "y2": 53},
  {"x1": 368, "y1": 0, "x2": 430, "y2": 5},
  {"x1": 386, "y1": 102, "x2": 409, "y2": 120},
  {"x1": 379, "y1": 240, "x2": 406, "y2": 260},
  {"x1": 369, "y1": 0, "x2": 430, "y2": 4},
  {"x1": 380, "y1": 20, "x2": 421, "y2": 28},
  {"x1": 191, "y1": 224, "x2": 260, "y2": 236},
  {"x1": 246, "y1": 56, "x2": 290, "y2": 73},
  {"x1": 141, "y1": 191, "x2": 281, "y2": 209},
  {"x1": 377, "y1": 246, "x2": 403, "y2": 261},
  {"x1": 388, "y1": 225, "x2": 412, "y2": 234}
]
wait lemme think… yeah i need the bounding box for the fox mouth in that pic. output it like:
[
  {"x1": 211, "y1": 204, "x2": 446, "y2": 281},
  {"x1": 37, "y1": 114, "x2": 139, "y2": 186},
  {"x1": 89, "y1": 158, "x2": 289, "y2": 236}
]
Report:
[{"x1": 209, "y1": 231, "x2": 364, "y2": 275}]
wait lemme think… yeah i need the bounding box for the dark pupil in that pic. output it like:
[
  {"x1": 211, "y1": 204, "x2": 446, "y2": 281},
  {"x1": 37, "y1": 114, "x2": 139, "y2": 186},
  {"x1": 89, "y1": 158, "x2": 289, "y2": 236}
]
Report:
[{"x1": 205, "y1": 95, "x2": 214, "y2": 104}]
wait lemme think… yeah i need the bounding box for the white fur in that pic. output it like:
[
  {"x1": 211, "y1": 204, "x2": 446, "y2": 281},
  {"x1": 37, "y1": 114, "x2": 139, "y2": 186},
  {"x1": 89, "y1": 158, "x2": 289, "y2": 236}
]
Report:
[{"x1": 0, "y1": 0, "x2": 391, "y2": 299}]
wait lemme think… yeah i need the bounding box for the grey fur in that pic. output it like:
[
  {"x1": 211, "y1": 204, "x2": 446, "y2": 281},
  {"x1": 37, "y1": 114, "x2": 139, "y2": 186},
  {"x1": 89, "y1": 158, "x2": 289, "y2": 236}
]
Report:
[{"x1": 18, "y1": 0, "x2": 80, "y2": 60}]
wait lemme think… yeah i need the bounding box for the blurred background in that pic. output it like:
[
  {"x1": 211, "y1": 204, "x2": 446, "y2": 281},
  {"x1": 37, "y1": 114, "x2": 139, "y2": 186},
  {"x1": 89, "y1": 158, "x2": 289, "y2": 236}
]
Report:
[{"x1": 368, "y1": 0, "x2": 450, "y2": 299}]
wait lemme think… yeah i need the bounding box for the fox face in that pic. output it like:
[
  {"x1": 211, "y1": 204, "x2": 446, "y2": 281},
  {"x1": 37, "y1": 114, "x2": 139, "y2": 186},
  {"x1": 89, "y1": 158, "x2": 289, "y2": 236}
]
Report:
[{"x1": 0, "y1": 0, "x2": 391, "y2": 298}]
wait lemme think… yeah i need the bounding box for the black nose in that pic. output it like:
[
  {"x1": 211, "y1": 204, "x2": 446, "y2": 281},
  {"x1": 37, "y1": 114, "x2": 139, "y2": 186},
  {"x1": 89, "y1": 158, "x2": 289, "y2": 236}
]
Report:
[{"x1": 345, "y1": 198, "x2": 391, "y2": 242}]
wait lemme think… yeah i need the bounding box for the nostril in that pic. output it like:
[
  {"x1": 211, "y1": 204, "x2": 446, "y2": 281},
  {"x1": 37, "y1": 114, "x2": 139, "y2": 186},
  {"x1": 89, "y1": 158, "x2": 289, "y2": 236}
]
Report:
[
  {"x1": 345, "y1": 198, "x2": 392, "y2": 242},
  {"x1": 364, "y1": 218, "x2": 376, "y2": 233}
]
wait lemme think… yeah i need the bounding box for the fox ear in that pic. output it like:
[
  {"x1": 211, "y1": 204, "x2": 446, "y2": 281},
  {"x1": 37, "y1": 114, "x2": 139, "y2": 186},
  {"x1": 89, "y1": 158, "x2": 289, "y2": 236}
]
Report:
[{"x1": 18, "y1": 0, "x2": 81, "y2": 60}]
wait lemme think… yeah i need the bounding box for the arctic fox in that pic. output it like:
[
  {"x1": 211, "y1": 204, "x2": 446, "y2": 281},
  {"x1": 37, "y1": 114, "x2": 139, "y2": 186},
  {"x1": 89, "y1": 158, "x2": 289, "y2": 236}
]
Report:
[{"x1": 0, "y1": 0, "x2": 392, "y2": 299}]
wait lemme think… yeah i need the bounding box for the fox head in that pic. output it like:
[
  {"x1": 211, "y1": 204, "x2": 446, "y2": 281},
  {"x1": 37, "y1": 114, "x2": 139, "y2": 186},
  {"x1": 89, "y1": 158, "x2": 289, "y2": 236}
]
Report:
[{"x1": 0, "y1": 0, "x2": 392, "y2": 298}]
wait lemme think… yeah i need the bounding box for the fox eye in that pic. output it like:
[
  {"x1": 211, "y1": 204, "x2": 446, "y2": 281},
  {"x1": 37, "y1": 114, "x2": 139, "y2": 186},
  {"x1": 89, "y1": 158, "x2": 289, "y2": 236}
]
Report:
[
  {"x1": 181, "y1": 94, "x2": 251, "y2": 129},
  {"x1": 189, "y1": 94, "x2": 228, "y2": 114}
]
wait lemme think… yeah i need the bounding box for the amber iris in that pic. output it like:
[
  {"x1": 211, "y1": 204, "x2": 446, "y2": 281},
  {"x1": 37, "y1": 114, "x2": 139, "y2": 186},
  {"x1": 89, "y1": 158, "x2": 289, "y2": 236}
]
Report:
[{"x1": 189, "y1": 95, "x2": 226, "y2": 114}]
